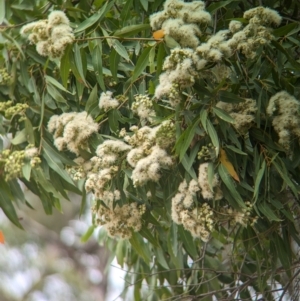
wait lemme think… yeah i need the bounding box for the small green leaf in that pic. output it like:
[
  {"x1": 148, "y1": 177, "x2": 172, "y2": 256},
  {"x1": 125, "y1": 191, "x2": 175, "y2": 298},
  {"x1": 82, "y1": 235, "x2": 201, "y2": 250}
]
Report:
[
  {"x1": 74, "y1": 44, "x2": 86, "y2": 84},
  {"x1": 273, "y1": 23, "x2": 299, "y2": 37},
  {"x1": 257, "y1": 202, "x2": 282, "y2": 222},
  {"x1": 200, "y1": 109, "x2": 208, "y2": 132},
  {"x1": 207, "y1": 119, "x2": 219, "y2": 156},
  {"x1": 177, "y1": 225, "x2": 198, "y2": 259},
  {"x1": 11, "y1": 129, "x2": 27, "y2": 145},
  {"x1": 81, "y1": 225, "x2": 95, "y2": 242},
  {"x1": 213, "y1": 107, "x2": 235, "y2": 123},
  {"x1": 219, "y1": 91, "x2": 244, "y2": 103},
  {"x1": 60, "y1": 45, "x2": 71, "y2": 87},
  {"x1": 207, "y1": 0, "x2": 238, "y2": 13},
  {"x1": 218, "y1": 164, "x2": 245, "y2": 208},
  {"x1": 114, "y1": 24, "x2": 150, "y2": 37},
  {"x1": 225, "y1": 145, "x2": 247, "y2": 155},
  {"x1": 45, "y1": 75, "x2": 72, "y2": 94},
  {"x1": 46, "y1": 84, "x2": 67, "y2": 104},
  {"x1": 108, "y1": 109, "x2": 119, "y2": 134},
  {"x1": 253, "y1": 160, "x2": 266, "y2": 202},
  {"x1": 85, "y1": 84, "x2": 98, "y2": 114},
  {"x1": 129, "y1": 232, "x2": 151, "y2": 264},
  {"x1": 131, "y1": 46, "x2": 152, "y2": 82},
  {"x1": 74, "y1": 1, "x2": 114, "y2": 33},
  {"x1": 0, "y1": 180, "x2": 23, "y2": 229},
  {"x1": 92, "y1": 43, "x2": 105, "y2": 91},
  {"x1": 109, "y1": 48, "x2": 120, "y2": 81},
  {"x1": 111, "y1": 40, "x2": 130, "y2": 61}
]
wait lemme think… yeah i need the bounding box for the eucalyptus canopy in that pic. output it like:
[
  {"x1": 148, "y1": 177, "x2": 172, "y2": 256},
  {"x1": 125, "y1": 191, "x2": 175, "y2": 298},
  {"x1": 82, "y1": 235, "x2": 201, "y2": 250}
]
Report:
[{"x1": 1, "y1": 0, "x2": 300, "y2": 300}]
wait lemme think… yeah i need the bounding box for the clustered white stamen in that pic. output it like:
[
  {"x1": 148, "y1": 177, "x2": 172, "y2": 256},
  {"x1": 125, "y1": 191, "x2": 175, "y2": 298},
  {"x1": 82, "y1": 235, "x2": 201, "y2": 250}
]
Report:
[
  {"x1": 198, "y1": 163, "x2": 223, "y2": 200},
  {"x1": 48, "y1": 111, "x2": 99, "y2": 155},
  {"x1": 85, "y1": 140, "x2": 132, "y2": 199},
  {"x1": 20, "y1": 11, "x2": 74, "y2": 58},
  {"x1": 266, "y1": 91, "x2": 300, "y2": 152},
  {"x1": 98, "y1": 91, "x2": 119, "y2": 112},
  {"x1": 216, "y1": 99, "x2": 257, "y2": 134},
  {"x1": 152, "y1": 4, "x2": 281, "y2": 104},
  {"x1": 132, "y1": 94, "x2": 156, "y2": 124},
  {"x1": 171, "y1": 179, "x2": 214, "y2": 242},
  {"x1": 93, "y1": 202, "x2": 146, "y2": 239},
  {"x1": 150, "y1": 0, "x2": 211, "y2": 49},
  {"x1": 125, "y1": 121, "x2": 174, "y2": 186}
]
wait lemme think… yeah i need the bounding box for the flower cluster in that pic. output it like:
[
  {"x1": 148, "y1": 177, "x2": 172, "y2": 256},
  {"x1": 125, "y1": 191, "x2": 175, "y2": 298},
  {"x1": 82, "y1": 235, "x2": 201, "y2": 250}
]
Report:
[
  {"x1": 197, "y1": 144, "x2": 215, "y2": 161},
  {"x1": 150, "y1": 0, "x2": 211, "y2": 49},
  {"x1": 227, "y1": 201, "x2": 258, "y2": 227},
  {"x1": 171, "y1": 179, "x2": 214, "y2": 241},
  {"x1": 216, "y1": 98, "x2": 257, "y2": 134},
  {"x1": 85, "y1": 140, "x2": 132, "y2": 199},
  {"x1": 65, "y1": 157, "x2": 93, "y2": 181},
  {"x1": 198, "y1": 163, "x2": 223, "y2": 200},
  {"x1": 266, "y1": 91, "x2": 300, "y2": 152},
  {"x1": 0, "y1": 68, "x2": 11, "y2": 85},
  {"x1": 20, "y1": 11, "x2": 74, "y2": 58},
  {"x1": 226, "y1": 7, "x2": 281, "y2": 59},
  {"x1": 93, "y1": 202, "x2": 146, "y2": 239},
  {"x1": 132, "y1": 94, "x2": 156, "y2": 124},
  {"x1": 0, "y1": 145, "x2": 40, "y2": 181},
  {"x1": 48, "y1": 111, "x2": 99, "y2": 155},
  {"x1": 153, "y1": 3, "x2": 281, "y2": 103},
  {"x1": 98, "y1": 91, "x2": 120, "y2": 112},
  {"x1": 125, "y1": 122, "x2": 174, "y2": 186},
  {"x1": 0, "y1": 101, "x2": 29, "y2": 120}
]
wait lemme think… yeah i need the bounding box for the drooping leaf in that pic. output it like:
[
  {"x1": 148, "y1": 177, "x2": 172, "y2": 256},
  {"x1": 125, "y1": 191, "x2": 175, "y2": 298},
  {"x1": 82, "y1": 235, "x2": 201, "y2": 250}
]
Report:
[{"x1": 219, "y1": 148, "x2": 240, "y2": 182}]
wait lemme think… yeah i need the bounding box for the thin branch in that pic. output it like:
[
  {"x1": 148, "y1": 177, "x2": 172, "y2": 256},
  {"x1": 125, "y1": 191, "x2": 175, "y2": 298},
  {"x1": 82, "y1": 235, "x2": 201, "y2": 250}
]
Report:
[{"x1": 76, "y1": 36, "x2": 160, "y2": 42}]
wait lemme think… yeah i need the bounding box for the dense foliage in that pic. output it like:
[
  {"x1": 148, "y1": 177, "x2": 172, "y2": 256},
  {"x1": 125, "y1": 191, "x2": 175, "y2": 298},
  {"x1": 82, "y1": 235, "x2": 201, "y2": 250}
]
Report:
[{"x1": 1, "y1": 0, "x2": 300, "y2": 299}]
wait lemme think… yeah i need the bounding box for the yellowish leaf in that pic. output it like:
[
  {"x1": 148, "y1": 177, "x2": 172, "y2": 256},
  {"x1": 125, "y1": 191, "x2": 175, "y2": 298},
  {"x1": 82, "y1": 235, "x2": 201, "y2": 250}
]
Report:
[
  {"x1": 0, "y1": 231, "x2": 5, "y2": 244},
  {"x1": 153, "y1": 29, "x2": 165, "y2": 40},
  {"x1": 219, "y1": 148, "x2": 240, "y2": 182}
]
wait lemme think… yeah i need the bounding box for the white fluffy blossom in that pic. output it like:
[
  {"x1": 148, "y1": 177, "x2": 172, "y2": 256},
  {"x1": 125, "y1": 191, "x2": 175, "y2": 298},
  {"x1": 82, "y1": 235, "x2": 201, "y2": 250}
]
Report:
[
  {"x1": 171, "y1": 179, "x2": 214, "y2": 241},
  {"x1": 48, "y1": 111, "x2": 99, "y2": 155},
  {"x1": 266, "y1": 91, "x2": 300, "y2": 152},
  {"x1": 94, "y1": 202, "x2": 146, "y2": 239},
  {"x1": 21, "y1": 11, "x2": 74, "y2": 58},
  {"x1": 132, "y1": 94, "x2": 156, "y2": 123},
  {"x1": 198, "y1": 163, "x2": 223, "y2": 200},
  {"x1": 99, "y1": 91, "x2": 119, "y2": 111}
]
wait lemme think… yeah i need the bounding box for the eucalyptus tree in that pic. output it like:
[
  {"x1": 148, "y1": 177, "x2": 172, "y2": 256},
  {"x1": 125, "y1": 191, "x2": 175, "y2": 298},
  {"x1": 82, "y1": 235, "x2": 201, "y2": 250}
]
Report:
[{"x1": 1, "y1": 0, "x2": 300, "y2": 300}]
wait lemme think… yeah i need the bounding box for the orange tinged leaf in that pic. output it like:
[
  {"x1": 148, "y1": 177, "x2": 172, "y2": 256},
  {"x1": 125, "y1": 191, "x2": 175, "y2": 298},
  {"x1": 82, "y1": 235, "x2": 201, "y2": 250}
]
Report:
[
  {"x1": 219, "y1": 148, "x2": 240, "y2": 182},
  {"x1": 0, "y1": 231, "x2": 5, "y2": 244},
  {"x1": 153, "y1": 29, "x2": 165, "y2": 40}
]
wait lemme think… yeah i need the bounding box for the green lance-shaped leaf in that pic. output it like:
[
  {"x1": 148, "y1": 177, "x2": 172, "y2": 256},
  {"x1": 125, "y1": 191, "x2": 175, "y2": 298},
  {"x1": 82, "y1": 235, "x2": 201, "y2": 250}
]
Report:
[
  {"x1": 74, "y1": 1, "x2": 114, "y2": 33},
  {"x1": 114, "y1": 24, "x2": 150, "y2": 37},
  {"x1": 60, "y1": 45, "x2": 71, "y2": 88},
  {"x1": 131, "y1": 46, "x2": 152, "y2": 83},
  {"x1": 253, "y1": 160, "x2": 266, "y2": 202},
  {"x1": 0, "y1": 181, "x2": 23, "y2": 229},
  {"x1": 207, "y1": 119, "x2": 219, "y2": 156},
  {"x1": 273, "y1": 23, "x2": 300, "y2": 37},
  {"x1": 207, "y1": 0, "x2": 239, "y2": 13},
  {"x1": 218, "y1": 164, "x2": 246, "y2": 208},
  {"x1": 213, "y1": 107, "x2": 235, "y2": 123},
  {"x1": 45, "y1": 75, "x2": 72, "y2": 94},
  {"x1": 111, "y1": 39, "x2": 130, "y2": 62},
  {"x1": 257, "y1": 202, "x2": 282, "y2": 222},
  {"x1": 81, "y1": 225, "x2": 95, "y2": 242},
  {"x1": 92, "y1": 43, "x2": 105, "y2": 91},
  {"x1": 109, "y1": 49, "x2": 120, "y2": 82},
  {"x1": 73, "y1": 44, "x2": 87, "y2": 85},
  {"x1": 85, "y1": 84, "x2": 98, "y2": 114},
  {"x1": 177, "y1": 225, "x2": 198, "y2": 259},
  {"x1": 129, "y1": 232, "x2": 151, "y2": 264},
  {"x1": 218, "y1": 91, "x2": 244, "y2": 103}
]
